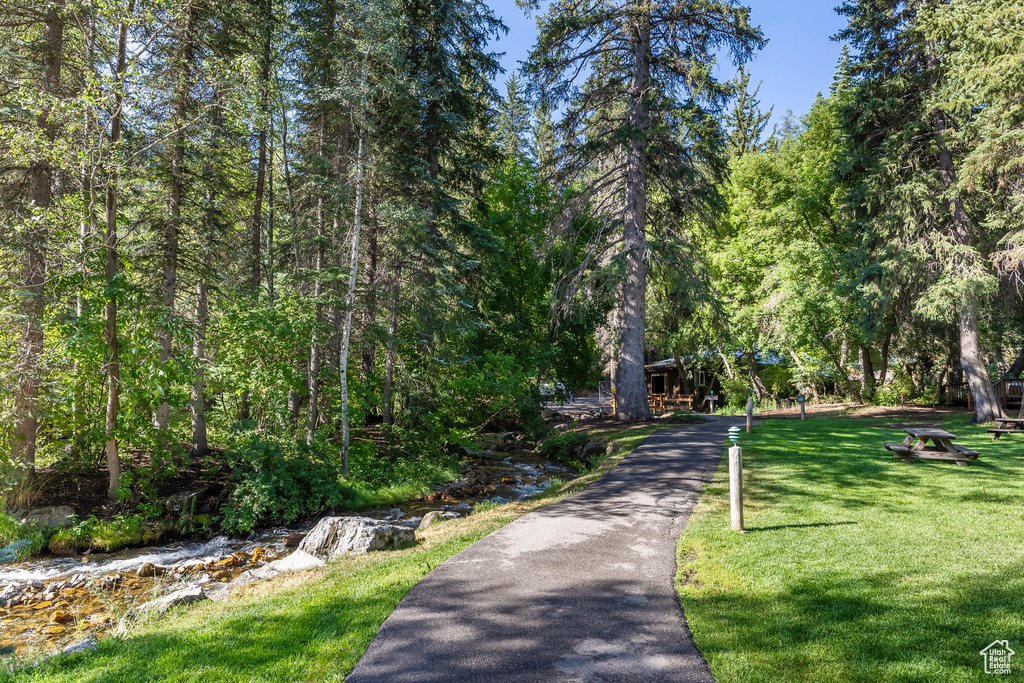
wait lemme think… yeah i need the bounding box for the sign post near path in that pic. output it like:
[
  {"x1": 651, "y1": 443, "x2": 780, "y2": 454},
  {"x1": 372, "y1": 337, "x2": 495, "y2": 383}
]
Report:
[{"x1": 727, "y1": 426, "x2": 744, "y2": 533}]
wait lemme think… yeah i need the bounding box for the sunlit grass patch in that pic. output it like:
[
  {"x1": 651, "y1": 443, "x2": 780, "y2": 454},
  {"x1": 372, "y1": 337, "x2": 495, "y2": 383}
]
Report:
[{"x1": 679, "y1": 416, "x2": 1024, "y2": 683}]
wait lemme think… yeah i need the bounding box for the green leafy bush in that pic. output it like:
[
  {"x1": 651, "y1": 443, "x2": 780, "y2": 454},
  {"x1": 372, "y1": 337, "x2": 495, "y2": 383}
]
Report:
[
  {"x1": 538, "y1": 430, "x2": 590, "y2": 467},
  {"x1": 220, "y1": 433, "x2": 357, "y2": 534}
]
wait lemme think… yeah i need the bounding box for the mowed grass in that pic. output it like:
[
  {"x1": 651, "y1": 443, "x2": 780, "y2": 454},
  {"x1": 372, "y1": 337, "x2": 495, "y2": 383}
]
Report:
[
  {"x1": 2, "y1": 421, "x2": 687, "y2": 683},
  {"x1": 678, "y1": 417, "x2": 1024, "y2": 682}
]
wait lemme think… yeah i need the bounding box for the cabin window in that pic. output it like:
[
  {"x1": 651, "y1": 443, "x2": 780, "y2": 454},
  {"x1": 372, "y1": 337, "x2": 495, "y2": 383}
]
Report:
[{"x1": 652, "y1": 374, "x2": 666, "y2": 395}]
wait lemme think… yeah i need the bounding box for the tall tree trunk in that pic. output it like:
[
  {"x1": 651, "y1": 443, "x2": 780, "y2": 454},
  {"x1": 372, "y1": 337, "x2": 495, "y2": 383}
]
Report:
[
  {"x1": 250, "y1": 0, "x2": 272, "y2": 296},
  {"x1": 860, "y1": 345, "x2": 876, "y2": 401},
  {"x1": 191, "y1": 281, "x2": 208, "y2": 455},
  {"x1": 382, "y1": 262, "x2": 401, "y2": 427},
  {"x1": 361, "y1": 205, "x2": 379, "y2": 381},
  {"x1": 340, "y1": 89, "x2": 367, "y2": 475},
  {"x1": 14, "y1": 0, "x2": 64, "y2": 477},
  {"x1": 104, "y1": 1, "x2": 133, "y2": 500},
  {"x1": 328, "y1": 117, "x2": 352, "y2": 390},
  {"x1": 155, "y1": 7, "x2": 192, "y2": 436},
  {"x1": 960, "y1": 299, "x2": 1002, "y2": 421},
  {"x1": 745, "y1": 349, "x2": 769, "y2": 401},
  {"x1": 192, "y1": 80, "x2": 224, "y2": 455},
  {"x1": 718, "y1": 350, "x2": 735, "y2": 381},
  {"x1": 615, "y1": 13, "x2": 651, "y2": 422},
  {"x1": 307, "y1": 213, "x2": 325, "y2": 443},
  {"x1": 878, "y1": 330, "x2": 892, "y2": 386},
  {"x1": 926, "y1": 45, "x2": 1001, "y2": 422},
  {"x1": 266, "y1": 117, "x2": 275, "y2": 299},
  {"x1": 833, "y1": 351, "x2": 862, "y2": 403},
  {"x1": 673, "y1": 356, "x2": 688, "y2": 396},
  {"x1": 1005, "y1": 346, "x2": 1024, "y2": 379},
  {"x1": 307, "y1": 114, "x2": 327, "y2": 444},
  {"x1": 278, "y1": 85, "x2": 305, "y2": 296}
]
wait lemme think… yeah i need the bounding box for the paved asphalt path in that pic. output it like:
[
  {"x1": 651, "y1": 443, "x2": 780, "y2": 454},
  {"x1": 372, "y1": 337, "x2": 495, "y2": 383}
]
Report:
[{"x1": 345, "y1": 417, "x2": 742, "y2": 683}]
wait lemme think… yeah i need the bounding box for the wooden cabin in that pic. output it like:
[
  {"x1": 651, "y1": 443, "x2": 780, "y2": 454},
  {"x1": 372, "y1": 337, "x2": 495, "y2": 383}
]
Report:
[{"x1": 645, "y1": 358, "x2": 722, "y2": 413}]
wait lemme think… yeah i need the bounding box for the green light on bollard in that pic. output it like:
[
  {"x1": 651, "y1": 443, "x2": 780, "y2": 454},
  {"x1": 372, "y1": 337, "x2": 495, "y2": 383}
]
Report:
[{"x1": 728, "y1": 426, "x2": 742, "y2": 445}]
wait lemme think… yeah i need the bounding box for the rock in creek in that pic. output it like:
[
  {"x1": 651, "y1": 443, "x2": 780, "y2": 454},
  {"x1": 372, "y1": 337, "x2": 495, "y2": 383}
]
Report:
[
  {"x1": 136, "y1": 562, "x2": 168, "y2": 578},
  {"x1": 230, "y1": 549, "x2": 325, "y2": 590},
  {"x1": 136, "y1": 585, "x2": 207, "y2": 615},
  {"x1": 298, "y1": 517, "x2": 416, "y2": 560},
  {"x1": 283, "y1": 532, "x2": 306, "y2": 549},
  {"x1": 203, "y1": 582, "x2": 232, "y2": 602},
  {"x1": 418, "y1": 511, "x2": 441, "y2": 530},
  {"x1": 61, "y1": 637, "x2": 97, "y2": 655},
  {"x1": 268, "y1": 549, "x2": 325, "y2": 573}
]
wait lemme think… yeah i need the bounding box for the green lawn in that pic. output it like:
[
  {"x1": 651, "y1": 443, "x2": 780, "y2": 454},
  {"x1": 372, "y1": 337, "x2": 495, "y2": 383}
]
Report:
[
  {"x1": 2, "y1": 421, "x2": 682, "y2": 682},
  {"x1": 678, "y1": 417, "x2": 1024, "y2": 682}
]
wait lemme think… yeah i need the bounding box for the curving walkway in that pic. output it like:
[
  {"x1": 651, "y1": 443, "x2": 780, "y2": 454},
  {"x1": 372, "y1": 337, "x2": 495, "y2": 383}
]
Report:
[{"x1": 345, "y1": 418, "x2": 742, "y2": 683}]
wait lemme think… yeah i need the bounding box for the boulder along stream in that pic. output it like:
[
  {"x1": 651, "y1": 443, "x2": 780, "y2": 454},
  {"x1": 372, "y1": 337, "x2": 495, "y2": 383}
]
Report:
[{"x1": 0, "y1": 448, "x2": 577, "y2": 657}]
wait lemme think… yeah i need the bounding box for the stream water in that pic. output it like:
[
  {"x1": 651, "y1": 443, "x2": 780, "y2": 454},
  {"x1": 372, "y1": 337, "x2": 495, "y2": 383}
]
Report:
[{"x1": 0, "y1": 449, "x2": 576, "y2": 657}]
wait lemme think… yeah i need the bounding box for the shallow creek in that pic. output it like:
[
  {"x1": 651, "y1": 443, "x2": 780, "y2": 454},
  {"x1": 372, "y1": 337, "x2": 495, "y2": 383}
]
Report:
[{"x1": 0, "y1": 450, "x2": 575, "y2": 656}]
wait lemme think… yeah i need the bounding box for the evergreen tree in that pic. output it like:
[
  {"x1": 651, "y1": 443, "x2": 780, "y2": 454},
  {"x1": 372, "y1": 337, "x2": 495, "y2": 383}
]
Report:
[
  {"x1": 497, "y1": 74, "x2": 530, "y2": 160},
  {"x1": 771, "y1": 108, "x2": 804, "y2": 145},
  {"x1": 837, "y1": 0, "x2": 1006, "y2": 422},
  {"x1": 530, "y1": 95, "x2": 556, "y2": 174},
  {"x1": 723, "y1": 65, "x2": 773, "y2": 158},
  {"x1": 523, "y1": 0, "x2": 764, "y2": 419}
]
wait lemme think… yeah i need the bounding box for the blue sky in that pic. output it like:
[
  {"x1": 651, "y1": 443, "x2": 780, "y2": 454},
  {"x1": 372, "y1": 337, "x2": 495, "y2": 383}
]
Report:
[{"x1": 486, "y1": 0, "x2": 849, "y2": 132}]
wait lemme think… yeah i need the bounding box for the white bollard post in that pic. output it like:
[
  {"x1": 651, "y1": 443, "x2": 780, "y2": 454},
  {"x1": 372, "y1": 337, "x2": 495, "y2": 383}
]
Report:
[
  {"x1": 729, "y1": 445, "x2": 744, "y2": 532},
  {"x1": 746, "y1": 396, "x2": 754, "y2": 434}
]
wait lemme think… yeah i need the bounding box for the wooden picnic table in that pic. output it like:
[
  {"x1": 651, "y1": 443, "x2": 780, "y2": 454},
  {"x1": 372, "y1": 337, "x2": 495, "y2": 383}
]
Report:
[
  {"x1": 987, "y1": 417, "x2": 1024, "y2": 440},
  {"x1": 884, "y1": 427, "x2": 979, "y2": 466}
]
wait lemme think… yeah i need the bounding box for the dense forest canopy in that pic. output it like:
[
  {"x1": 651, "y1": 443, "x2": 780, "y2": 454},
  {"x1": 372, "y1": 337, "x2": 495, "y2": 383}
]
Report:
[{"x1": 1, "y1": 0, "x2": 1021, "y2": 520}]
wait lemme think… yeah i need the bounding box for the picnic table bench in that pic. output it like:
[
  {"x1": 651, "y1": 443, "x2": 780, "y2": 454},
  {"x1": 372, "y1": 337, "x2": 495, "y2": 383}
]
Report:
[
  {"x1": 986, "y1": 417, "x2": 1024, "y2": 440},
  {"x1": 884, "y1": 427, "x2": 979, "y2": 466}
]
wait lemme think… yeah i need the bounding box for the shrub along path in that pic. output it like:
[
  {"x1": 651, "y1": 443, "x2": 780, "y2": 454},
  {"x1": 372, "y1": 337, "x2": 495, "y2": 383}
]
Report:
[{"x1": 346, "y1": 418, "x2": 743, "y2": 683}]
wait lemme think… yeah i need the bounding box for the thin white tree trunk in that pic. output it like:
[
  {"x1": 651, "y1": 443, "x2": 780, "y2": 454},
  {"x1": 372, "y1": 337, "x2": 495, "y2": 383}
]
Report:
[
  {"x1": 340, "y1": 123, "x2": 366, "y2": 475},
  {"x1": 340, "y1": 60, "x2": 368, "y2": 474},
  {"x1": 307, "y1": 114, "x2": 327, "y2": 444}
]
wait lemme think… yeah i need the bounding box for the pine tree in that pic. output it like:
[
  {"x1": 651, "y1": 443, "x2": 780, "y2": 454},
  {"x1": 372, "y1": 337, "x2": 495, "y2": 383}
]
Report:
[
  {"x1": 523, "y1": 0, "x2": 764, "y2": 419},
  {"x1": 831, "y1": 44, "x2": 853, "y2": 95},
  {"x1": 723, "y1": 66, "x2": 772, "y2": 158},
  {"x1": 530, "y1": 96, "x2": 556, "y2": 174},
  {"x1": 771, "y1": 108, "x2": 803, "y2": 145},
  {"x1": 497, "y1": 74, "x2": 530, "y2": 160}
]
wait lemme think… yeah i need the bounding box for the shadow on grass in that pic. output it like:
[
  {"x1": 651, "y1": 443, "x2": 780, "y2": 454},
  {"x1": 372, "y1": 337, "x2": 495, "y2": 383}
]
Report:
[
  {"x1": 746, "y1": 521, "x2": 857, "y2": 533},
  {"x1": 736, "y1": 419, "x2": 1023, "y2": 516},
  {"x1": 690, "y1": 561, "x2": 1024, "y2": 682}
]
